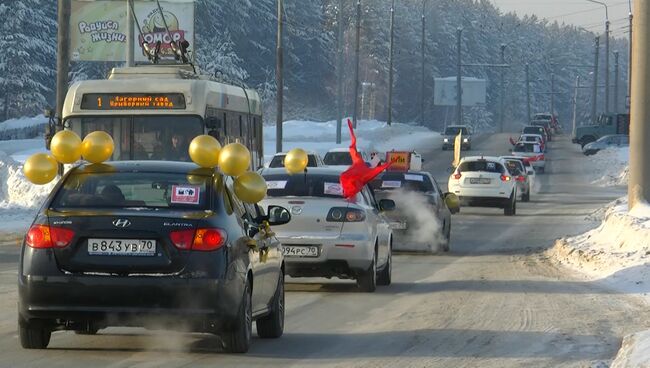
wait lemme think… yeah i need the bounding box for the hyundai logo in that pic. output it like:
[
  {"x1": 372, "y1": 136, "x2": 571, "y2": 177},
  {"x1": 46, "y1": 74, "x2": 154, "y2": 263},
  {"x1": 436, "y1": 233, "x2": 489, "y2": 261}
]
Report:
[{"x1": 112, "y1": 219, "x2": 132, "y2": 228}]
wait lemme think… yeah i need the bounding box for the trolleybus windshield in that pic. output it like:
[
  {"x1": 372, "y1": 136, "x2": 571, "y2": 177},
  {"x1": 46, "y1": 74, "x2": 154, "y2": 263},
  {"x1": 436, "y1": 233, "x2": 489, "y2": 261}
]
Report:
[{"x1": 66, "y1": 116, "x2": 203, "y2": 161}]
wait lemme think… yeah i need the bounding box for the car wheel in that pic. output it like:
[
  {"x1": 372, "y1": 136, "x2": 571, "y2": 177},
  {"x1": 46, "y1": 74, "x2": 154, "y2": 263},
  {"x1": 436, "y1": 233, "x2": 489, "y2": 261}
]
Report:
[
  {"x1": 19, "y1": 319, "x2": 51, "y2": 349},
  {"x1": 522, "y1": 188, "x2": 530, "y2": 202},
  {"x1": 442, "y1": 222, "x2": 451, "y2": 252},
  {"x1": 223, "y1": 280, "x2": 252, "y2": 353},
  {"x1": 357, "y1": 250, "x2": 377, "y2": 292},
  {"x1": 377, "y1": 244, "x2": 392, "y2": 286},
  {"x1": 504, "y1": 193, "x2": 516, "y2": 216},
  {"x1": 256, "y1": 271, "x2": 285, "y2": 339},
  {"x1": 538, "y1": 167, "x2": 545, "y2": 174}
]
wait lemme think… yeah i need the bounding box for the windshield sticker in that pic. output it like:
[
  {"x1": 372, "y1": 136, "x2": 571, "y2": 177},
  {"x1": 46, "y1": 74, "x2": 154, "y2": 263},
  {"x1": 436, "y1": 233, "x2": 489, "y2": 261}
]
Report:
[
  {"x1": 382, "y1": 180, "x2": 402, "y2": 188},
  {"x1": 324, "y1": 182, "x2": 343, "y2": 196},
  {"x1": 486, "y1": 162, "x2": 496, "y2": 170},
  {"x1": 171, "y1": 185, "x2": 200, "y2": 204},
  {"x1": 266, "y1": 180, "x2": 288, "y2": 190},
  {"x1": 404, "y1": 174, "x2": 424, "y2": 182}
]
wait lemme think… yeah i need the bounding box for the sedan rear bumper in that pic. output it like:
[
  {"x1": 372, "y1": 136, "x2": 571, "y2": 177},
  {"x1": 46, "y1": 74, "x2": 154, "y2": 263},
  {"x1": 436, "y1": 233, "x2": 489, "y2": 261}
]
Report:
[{"x1": 459, "y1": 196, "x2": 511, "y2": 208}]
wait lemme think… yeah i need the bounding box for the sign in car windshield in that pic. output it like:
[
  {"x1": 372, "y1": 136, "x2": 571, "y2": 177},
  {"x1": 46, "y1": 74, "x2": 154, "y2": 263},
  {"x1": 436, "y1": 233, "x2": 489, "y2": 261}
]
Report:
[{"x1": 80, "y1": 93, "x2": 186, "y2": 110}]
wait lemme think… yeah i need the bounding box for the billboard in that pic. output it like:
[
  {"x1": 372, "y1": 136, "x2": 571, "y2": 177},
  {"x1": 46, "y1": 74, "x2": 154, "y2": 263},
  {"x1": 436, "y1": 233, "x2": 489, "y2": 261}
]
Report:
[
  {"x1": 434, "y1": 77, "x2": 487, "y2": 107},
  {"x1": 70, "y1": 0, "x2": 195, "y2": 62}
]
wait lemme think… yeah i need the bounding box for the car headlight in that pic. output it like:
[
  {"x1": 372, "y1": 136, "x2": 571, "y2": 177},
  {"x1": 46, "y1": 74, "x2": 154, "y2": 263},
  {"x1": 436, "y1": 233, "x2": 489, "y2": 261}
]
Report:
[
  {"x1": 463, "y1": 138, "x2": 469, "y2": 143},
  {"x1": 443, "y1": 138, "x2": 449, "y2": 143}
]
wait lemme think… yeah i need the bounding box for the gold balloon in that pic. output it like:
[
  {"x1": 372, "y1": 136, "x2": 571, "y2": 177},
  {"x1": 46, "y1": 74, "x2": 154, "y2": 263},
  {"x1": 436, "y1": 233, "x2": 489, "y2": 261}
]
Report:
[
  {"x1": 50, "y1": 130, "x2": 82, "y2": 164},
  {"x1": 284, "y1": 148, "x2": 309, "y2": 174},
  {"x1": 81, "y1": 131, "x2": 114, "y2": 164},
  {"x1": 23, "y1": 153, "x2": 58, "y2": 185},
  {"x1": 189, "y1": 135, "x2": 221, "y2": 168},
  {"x1": 234, "y1": 171, "x2": 267, "y2": 204},
  {"x1": 445, "y1": 193, "x2": 460, "y2": 213},
  {"x1": 219, "y1": 142, "x2": 251, "y2": 177}
]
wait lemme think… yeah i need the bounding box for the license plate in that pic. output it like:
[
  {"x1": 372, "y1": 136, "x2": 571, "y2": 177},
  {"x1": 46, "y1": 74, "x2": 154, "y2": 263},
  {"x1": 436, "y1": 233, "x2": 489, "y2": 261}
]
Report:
[
  {"x1": 282, "y1": 245, "x2": 319, "y2": 258},
  {"x1": 390, "y1": 222, "x2": 408, "y2": 230},
  {"x1": 88, "y1": 239, "x2": 156, "y2": 256},
  {"x1": 469, "y1": 178, "x2": 491, "y2": 184}
]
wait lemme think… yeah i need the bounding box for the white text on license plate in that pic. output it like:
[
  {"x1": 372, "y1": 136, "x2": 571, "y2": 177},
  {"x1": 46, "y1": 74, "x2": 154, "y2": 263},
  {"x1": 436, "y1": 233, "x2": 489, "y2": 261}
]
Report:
[
  {"x1": 469, "y1": 178, "x2": 491, "y2": 184},
  {"x1": 282, "y1": 245, "x2": 319, "y2": 257},
  {"x1": 88, "y1": 239, "x2": 156, "y2": 256}
]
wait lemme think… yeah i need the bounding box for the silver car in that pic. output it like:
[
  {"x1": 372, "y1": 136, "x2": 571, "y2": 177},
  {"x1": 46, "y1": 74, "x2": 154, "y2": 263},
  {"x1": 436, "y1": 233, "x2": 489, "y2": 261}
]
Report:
[{"x1": 260, "y1": 167, "x2": 394, "y2": 292}]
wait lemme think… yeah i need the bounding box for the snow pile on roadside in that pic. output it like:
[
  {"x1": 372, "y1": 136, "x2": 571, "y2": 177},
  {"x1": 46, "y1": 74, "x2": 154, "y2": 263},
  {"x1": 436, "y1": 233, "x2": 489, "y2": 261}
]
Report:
[
  {"x1": 0, "y1": 115, "x2": 47, "y2": 132},
  {"x1": 589, "y1": 147, "x2": 629, "y2": 187},
  {"x1": 263, "y1": 119, "x2": 440, "y2": 162},
  {"x1": 550, "y1": 196, "x2": 650, "y2": 287},
  {"x1": 611, "y1": 330, "x2": 650, "y2": 368},
  {"x1": 0, "y1": 150, "x2": 57, "y2": 235}
]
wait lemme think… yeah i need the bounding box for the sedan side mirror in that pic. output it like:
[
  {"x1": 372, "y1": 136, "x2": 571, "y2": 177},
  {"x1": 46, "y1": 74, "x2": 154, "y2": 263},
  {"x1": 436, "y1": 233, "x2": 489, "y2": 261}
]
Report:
[
  {"x1": 379, "y1": 199, "x2": 396, "y2": 211},
  {"x1": 266, "y1": 205, "x2": 291, "y2": 226},
  {"x1": 444, "y1": 192, "x2": 460, "y2": 214}
]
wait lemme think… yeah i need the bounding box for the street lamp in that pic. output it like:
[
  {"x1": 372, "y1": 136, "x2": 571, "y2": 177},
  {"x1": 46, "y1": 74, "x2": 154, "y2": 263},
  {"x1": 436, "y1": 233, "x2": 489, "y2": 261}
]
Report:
[{"x1": 585, "y1": 0, "x2": 610, "y2": 114}]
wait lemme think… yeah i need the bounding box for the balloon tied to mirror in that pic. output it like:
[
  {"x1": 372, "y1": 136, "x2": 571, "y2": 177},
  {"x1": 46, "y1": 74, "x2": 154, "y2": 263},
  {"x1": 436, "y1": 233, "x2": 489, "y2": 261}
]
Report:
[{"x1": 24, "y1": 130, "x2": 115, "y2": 185}]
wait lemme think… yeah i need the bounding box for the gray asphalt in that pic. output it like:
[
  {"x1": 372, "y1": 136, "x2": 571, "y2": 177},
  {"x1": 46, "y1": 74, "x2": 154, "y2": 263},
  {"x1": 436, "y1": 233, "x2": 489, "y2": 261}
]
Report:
[{"x1": 0, "y1": 133, "x2": 646, "y2": 368}]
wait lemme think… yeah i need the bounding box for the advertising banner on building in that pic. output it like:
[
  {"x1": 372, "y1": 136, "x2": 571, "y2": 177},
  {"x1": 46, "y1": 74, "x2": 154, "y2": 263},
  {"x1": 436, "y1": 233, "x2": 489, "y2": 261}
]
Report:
[{"x1": 70, "y1": 0, "x2": 194, "y2": 62}]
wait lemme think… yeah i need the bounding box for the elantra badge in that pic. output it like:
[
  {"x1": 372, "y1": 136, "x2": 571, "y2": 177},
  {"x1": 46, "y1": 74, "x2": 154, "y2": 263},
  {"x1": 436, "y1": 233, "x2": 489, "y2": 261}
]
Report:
[{"x1": 112, "y1": 219, "x2": 132, "y2": 228}]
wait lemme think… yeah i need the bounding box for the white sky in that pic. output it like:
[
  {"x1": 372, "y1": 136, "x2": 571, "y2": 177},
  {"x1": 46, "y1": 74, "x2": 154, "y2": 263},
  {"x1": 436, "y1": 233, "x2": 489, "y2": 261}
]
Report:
[{"x1": 490, "y1": 0, "x2": 632, "y2": 39}]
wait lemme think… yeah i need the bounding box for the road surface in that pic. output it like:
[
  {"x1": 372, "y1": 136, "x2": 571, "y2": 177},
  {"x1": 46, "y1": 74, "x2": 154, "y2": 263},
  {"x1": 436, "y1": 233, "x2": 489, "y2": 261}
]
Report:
[{"x1": 0, "y1": 133, "x2": 647, "y2": 367}]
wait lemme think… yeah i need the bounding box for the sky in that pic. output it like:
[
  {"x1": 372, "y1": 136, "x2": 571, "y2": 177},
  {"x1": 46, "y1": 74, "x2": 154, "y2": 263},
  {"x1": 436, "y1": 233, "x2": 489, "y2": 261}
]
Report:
[{"x1": 490, "y1": 0, "x2": 632, "y2": 39}]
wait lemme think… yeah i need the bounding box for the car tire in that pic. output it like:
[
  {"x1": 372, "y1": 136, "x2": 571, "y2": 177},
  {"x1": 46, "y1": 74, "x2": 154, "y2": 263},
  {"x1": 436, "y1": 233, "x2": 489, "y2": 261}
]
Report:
[
  {"x1": 377, "y1": 244, "x2": 392, "y2": 286},
  {"x1": 442, "y1": 222, "x2": 451, "y2": 252},
  {"x1": 357, "y1": 250, "x2": 377, "y2": 292},
  {"x1": 521, "y1": 188, "x2": 530, "y2": 202},
  {"x1": 504, "y1": 193, "x2": 516, "y2": 216},
  {"x1": 222, "y1": 280, "x2": 252, "y2": 353},
  {"x1": 19, "y1": 320, "x2": 51, "y2": 349},
  {"x1": 538, "y1": 167, "x2": 545, "y2": 174},
  {"x1": 256, "y1": 272, "x2": 285, "y2": 339},
  {"x1": 442, "y1": 146, "x2": 447, "y2": 151}
]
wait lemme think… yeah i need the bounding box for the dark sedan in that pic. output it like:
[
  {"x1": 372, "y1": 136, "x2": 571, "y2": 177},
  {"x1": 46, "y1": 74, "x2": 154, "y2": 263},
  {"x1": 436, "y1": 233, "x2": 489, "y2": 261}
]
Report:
[{"x1": 18, "y1": 161, "x2": 291, "y2": 353}]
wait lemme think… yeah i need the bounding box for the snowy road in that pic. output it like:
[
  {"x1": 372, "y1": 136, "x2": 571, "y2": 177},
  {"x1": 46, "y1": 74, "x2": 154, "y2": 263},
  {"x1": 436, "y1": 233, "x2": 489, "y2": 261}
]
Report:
[{"x1": 0, "y1": 134, "x2": 648, "y2": 367}]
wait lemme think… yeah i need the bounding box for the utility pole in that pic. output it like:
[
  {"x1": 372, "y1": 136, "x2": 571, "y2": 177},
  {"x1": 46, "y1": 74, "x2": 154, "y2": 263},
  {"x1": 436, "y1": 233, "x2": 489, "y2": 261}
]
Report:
[
  {"x1": 550, "y1": 72, "x2": 555, "y2": 116},
  {"x1": 126, "y1": 0, "x2": 135, "y2": 67},
  {"x1": 420, "y1": 0, "x2": 426, "y2": 126},
  {"x1": 387, "y1": 0, "x2": 395, "y2": 126},
  {"x1": 592, "y1": 36, "x2": 600, "y2": 122},
  {"x1": 56, "y1": 0, "x2": 71, "y2": 122},
  {"x1": 275, "y1": 0, "x2": 284, "y2": 153},
  {"x1": 352, "y1": 0, "x2": 361, "y2": 128},
  {"x1": 614, "y1": 51, "x2": 620, "y2": 113},
  {"x1": 629, "y1": 0, "x2": 650, "y2": 208},
  {"x1": 572, "y1": 76, "x2": 580, "y2": 138},
  {"x1": 628, "y1": 4, "x2": 633, "y2": 110},
  {"x1": 336, "y1": 0, "x2": 344, "y2": 144},
  {"x1": 499, "y1": 44, "x2": 506, "y2": 132},
  {"x1": 456, "y1": 28, "x2": 462, "y2": 126},
  {"x1": 525, "y1": 63, "x2": 531, "y2": 122},
  {"x1": 605, "y1": 19, "x2": 611, "y2": 113}
]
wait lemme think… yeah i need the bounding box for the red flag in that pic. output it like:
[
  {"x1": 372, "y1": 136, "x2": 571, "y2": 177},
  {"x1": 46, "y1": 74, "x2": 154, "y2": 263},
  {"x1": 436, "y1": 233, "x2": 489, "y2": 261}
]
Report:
[{"x1": 340, "y1": 119, "x2": 391, "y2": 198}]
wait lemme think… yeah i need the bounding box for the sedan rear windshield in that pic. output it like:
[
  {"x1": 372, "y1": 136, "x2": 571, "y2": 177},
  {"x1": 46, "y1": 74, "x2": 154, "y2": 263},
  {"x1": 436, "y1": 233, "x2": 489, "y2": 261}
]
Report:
[
  {"x1": 52, "y1": 172, "x2": 210, "y2": 210},
  {"x1": 523, "y1": 127, "x2": 545, "y2": 135},
  {"x1": 458, "y1": 160, "x2": 505, "y2": 174},
  {"x1": 370, "y1": 172, "x2": 434, "y2": 192},
  {"x1": 263, "y1": 173, "x2": 343, "y2": 198},
  {"x1": 514, "y1": 143, "x2": 540, "y2": 153},
  {"x1": 323, "y1": 152, "x2": 352, "y2": 166},
  {"x1": 269, "y1": 154, "x2": 318, "y2": 168}
]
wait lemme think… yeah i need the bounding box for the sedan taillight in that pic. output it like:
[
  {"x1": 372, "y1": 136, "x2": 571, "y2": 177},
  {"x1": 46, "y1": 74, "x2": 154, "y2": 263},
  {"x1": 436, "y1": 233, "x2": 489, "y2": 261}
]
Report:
[
  {"x1": 327, "y1": 208, "x2": 366, "y2": 222},
  {"x1": 26, "y1": 224, "x2": 75, "y2": 249},
  {"x1": 515, "y1": 175, "x2": 526, "y2": 182},
  {"x1": 169, "y1": 228, "x2": 227, "y2": 251},
  {"x1": 453, "y1": 173, "x2": 462, "y2": 180},
  {"x1": 500, "y1": 175, "x2": 512, "y2": 182}
]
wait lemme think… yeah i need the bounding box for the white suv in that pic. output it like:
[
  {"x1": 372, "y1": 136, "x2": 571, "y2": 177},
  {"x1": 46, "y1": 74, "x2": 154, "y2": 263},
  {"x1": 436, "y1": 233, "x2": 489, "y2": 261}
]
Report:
[{"x1": 448, "y1": 156, "x2": 518, "y2": 216}]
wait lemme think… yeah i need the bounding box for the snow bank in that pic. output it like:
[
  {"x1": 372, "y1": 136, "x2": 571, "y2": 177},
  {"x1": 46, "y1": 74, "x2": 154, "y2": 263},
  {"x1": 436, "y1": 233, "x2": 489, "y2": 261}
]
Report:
[
  {"x1": 611, "y1": 330, "x2": 650, "y2": 368},
  {"x1": 263, "y1": 119, "x2": 440, "y2": 163},
  {"x1": 588, "y1": 147, "x2": 629, "y2": 187},
  {"x1": 0, "y1": 115, "x2": 47, "y2": 132}
]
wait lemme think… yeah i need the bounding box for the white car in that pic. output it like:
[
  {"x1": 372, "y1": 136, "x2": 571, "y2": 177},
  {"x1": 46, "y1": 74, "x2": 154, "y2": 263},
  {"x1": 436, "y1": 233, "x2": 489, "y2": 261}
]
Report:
[
  {"x1": 511, "y1": 142, "x2": 546, "y2": 173},
  {"x1": 448, "y1": 156, "x2": 517, "y2": 216},
  {"x1": 323, "y1": 148, "x2": 370, "y2": 167},
  {"x1": 260, "y1": 167, "x2": 393, "y2": 292},
  {"x1": 517, "y1": 134, "x2": 545, "y2": 150},
  {"x1": 267, "y1": 151, "x2": 324, "y2": 168}
]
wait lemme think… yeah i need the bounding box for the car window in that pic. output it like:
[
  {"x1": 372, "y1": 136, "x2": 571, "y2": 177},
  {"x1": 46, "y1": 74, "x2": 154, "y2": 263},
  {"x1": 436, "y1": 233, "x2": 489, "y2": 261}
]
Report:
[
  {"x1": 52, "y1": 171, "x2": 210, "y2": 210},
  {"x1": 263, "y1": 173, "x2": 344, "y2": 198},
  {"x1": 268, "y1": 155, "x2": 286, "y2": 168},
  {"x1": 370, "y1": 172, "x2": 434, "y2": 192},
  {"x1": 458, "y1": 160, "x2": 505, "y2": 174},
  {"x1": 323, "y1": 152, "x2": 352, "y2": 165},
  {"x1": 505, "y1": 160, "x2": 523, "y2": 175},
  {"x1": 514, "y1": 143, "x2": 540, "y2": 153}
]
